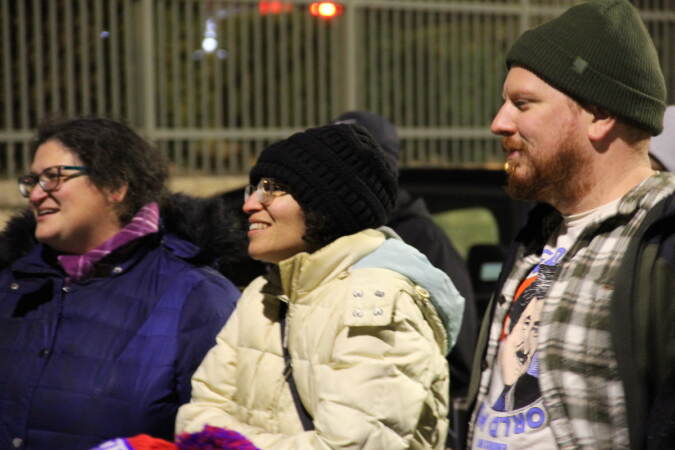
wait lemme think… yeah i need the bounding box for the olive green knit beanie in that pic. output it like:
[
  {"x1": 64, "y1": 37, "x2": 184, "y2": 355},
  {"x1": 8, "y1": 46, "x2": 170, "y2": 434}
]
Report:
[{"x1": 506, "y1": 0, "x2": 666, "y2": 135}]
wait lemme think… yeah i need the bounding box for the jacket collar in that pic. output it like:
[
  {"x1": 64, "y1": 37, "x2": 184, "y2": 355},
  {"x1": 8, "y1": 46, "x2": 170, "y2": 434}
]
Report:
[
  {"x1": 274, "y1": 229, "x2": 385, "y2": 301},
  {"x1": 518, "y1": 172, "x2": 675, "y2": 257}
]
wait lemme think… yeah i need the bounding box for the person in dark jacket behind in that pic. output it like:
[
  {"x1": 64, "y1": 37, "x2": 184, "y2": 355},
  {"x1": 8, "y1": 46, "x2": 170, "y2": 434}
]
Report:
[
  {"x1": 334, "y1": 110, "x2": 478, "y2": 401},
  {"x1": 0, "y1": 117, "x2": 241, "y2": 450}
]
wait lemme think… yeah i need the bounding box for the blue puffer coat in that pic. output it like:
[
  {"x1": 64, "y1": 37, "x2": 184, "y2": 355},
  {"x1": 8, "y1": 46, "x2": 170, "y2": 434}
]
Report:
[{"x1": 0, "y1": 195, "x2": 244, "y2": 450}]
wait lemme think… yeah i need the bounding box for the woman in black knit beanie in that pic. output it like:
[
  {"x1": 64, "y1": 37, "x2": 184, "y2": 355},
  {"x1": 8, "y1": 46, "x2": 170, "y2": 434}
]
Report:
[{"x1": 177, "y1": 123, "x2": 465, "y2": 449}]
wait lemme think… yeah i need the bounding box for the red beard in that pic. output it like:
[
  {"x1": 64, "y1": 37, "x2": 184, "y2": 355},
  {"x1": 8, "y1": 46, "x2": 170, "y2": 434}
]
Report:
[{"x1": 502, "y1": 135, "x2": 592, "y2": 208}]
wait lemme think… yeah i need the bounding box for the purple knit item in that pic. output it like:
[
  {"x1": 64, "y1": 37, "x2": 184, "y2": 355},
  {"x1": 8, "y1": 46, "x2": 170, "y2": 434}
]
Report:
[
  {"x1": 57, "y1": 202, "x2": 159, "y2": 281},
  {"x1": 176, "y1": 425, "x2": 260, "y2": 450}
]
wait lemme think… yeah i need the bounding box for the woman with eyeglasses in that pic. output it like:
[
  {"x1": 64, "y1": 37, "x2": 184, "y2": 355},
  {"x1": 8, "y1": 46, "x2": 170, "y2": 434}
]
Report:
[
  {"x1": 0, "y1": 117, "x2": 241, "y2": 449},
  {"x1": 176, "y1": 124, "x2": 464, "y2": 449}
]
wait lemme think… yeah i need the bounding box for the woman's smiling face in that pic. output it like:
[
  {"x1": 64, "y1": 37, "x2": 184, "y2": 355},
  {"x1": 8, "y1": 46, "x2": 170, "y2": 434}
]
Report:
[
  {"x1": 28, "y1": 139, "x2": 125, "y2": 254},
  {"x1": 243, "y1": 179, "x2": 308, "y2": 264}
]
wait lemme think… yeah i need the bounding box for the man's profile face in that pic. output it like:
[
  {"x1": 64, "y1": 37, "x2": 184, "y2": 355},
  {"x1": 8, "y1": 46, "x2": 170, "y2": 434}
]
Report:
[
  {"x1": 499, "y1": 297, "x2": 543, "y2": 386},
  {"x1": 491, "y1": 67, "x2": 592, "y2": 206}
]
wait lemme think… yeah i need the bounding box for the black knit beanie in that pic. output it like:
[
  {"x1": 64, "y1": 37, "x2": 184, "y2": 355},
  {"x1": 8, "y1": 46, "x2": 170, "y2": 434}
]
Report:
[
  {"x1": 249, "y1": 123, "x2": 398, "y2": 240},
  {"x1": 506, "y1": 0, "x2": 666, "y2": 135}
]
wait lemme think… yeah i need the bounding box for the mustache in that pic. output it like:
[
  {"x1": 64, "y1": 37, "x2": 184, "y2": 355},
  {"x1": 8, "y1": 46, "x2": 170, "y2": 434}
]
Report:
[{"x1": 501, "y1": 136, "x2": 526, "y2": 153}]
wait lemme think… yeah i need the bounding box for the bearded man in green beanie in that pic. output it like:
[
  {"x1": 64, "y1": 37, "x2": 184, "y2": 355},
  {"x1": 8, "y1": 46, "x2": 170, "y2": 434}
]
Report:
[{"x1": 466, "y1": 0, "x2": 675, "y2": 449}]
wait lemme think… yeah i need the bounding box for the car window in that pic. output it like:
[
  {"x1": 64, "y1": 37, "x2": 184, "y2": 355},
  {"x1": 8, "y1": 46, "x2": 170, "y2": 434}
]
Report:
[{"x1": 432, "y1": 207, "x2": 499, "y2": 259}]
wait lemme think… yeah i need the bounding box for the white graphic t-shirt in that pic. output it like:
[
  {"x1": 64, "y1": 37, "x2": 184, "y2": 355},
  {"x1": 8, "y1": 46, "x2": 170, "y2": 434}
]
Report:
[{"x1": 471, "y1": 199, "x2": 619, "y2": 450}]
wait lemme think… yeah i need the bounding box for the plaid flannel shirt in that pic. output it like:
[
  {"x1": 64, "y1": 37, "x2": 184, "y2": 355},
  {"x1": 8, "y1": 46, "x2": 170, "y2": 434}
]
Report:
[{"x1": 470, "y1": 172, "x2": 675, "y2": 449}]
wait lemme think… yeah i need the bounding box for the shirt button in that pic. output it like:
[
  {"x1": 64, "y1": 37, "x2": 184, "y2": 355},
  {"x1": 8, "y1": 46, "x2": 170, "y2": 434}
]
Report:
[
  {"x1": 12, "y1": 437, "x2": 23, "y2": 448},
  {"x1": 498, "y1": 295, "x2": 507, "y2": 305},
  {"x1": 62, "y1": 286, "x2": 70, "y2": 293},
  {"x1": 112, "y1": 266, "x2": 123, "y2": 274},
  {"x1": 38, "y1": 348, "x2": 50, "y2": 358},
  {"x1": 337, "y1": 271, "x2": 349, "y2": 280},
  {"x1": 10, "y1": 282, "x2": 19, "y2": 290}
]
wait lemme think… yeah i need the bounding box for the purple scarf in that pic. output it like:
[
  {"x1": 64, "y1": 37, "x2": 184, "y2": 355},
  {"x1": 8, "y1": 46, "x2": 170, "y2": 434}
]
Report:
[{"x1": 57, "y1": 202, "x2": 160, "y2": 281}]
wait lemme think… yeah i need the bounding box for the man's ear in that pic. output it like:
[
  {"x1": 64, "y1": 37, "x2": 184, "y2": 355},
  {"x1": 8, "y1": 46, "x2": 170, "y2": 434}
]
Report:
[
  {"x1": 587, "y1": 106, "x2": 617, "y2": 142},
  {"x1": 107, "y1": 184, "x2": 128, "y2": 204}
]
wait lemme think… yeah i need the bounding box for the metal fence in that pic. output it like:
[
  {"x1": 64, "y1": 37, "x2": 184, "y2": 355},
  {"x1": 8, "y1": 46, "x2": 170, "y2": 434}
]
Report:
[{"x1": 1, "y1": 0, "x2": 674, "y2": 176}]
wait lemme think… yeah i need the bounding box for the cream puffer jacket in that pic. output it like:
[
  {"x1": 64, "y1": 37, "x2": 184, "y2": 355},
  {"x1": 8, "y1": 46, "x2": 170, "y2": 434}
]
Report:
[{"x1": 176, "y1": 228, "x2": 464, "y2": 449}]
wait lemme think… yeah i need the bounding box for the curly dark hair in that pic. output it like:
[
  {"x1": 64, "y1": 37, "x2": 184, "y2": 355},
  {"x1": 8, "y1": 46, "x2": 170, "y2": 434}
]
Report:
[
  {"x1": 30, "y1": 117, "x2": 169, "y2": 224},
  {"x1": 302, "y1": 208, "x2": 336, "y2": 252}
]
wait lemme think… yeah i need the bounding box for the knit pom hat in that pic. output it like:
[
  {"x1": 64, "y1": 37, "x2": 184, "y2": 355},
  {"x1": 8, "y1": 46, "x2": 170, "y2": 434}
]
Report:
[
  {"x1": 506, "y1": 0, "x2": 666, "y2": 135},
  {"x1": 249, "y1": 123, "x2": 397, "y2": 240}
]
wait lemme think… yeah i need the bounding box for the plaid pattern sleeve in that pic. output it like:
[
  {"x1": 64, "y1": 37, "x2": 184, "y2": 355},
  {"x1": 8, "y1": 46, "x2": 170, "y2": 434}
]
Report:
[{"x1": 470, "y1": 173, "x2": 675, "y2": 450}]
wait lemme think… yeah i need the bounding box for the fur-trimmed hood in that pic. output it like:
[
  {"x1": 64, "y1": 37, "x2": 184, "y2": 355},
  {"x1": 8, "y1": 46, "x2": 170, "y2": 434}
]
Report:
[{"x1": 0, "y1": 193, "x2": 262, "y2": 286}]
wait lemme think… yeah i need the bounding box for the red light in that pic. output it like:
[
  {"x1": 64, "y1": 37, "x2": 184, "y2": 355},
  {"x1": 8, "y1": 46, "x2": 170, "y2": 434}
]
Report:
[
  {"x1": 259, "y1": 1, "x2": 293, "y2": 15},
  {"x1": 309, "y1": 2, "x2": 343, "y2": 19}
]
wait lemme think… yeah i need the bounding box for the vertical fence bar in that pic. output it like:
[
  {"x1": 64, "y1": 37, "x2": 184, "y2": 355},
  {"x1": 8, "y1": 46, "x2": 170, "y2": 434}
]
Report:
[
  {"x1": 198, "y1": 1, "x2": 208, "y2": 172},
  {"x1": 17, "y1": 0, "x2": 29, "y2": 131},
  {"x1": 450, "y1": 10, "x2": 460, "y2": 163},
  {"x1": 1, "y1": 0, "x2": 11, "y2": 176},
  {"x1": 264, "y1": 8, "x2": 275, "y2": 125},
  {"x1": 2, "y1": 0, "x2": 12, "y2": 131},
  {"x1": 317, "y1": 10, "x2": 329, "y2": 123},
  {"x1": 142, "y1": 0, "x2": 156, "y2": 134},
  {"x1": 438, "y1": 9, "x2": 449, "y2": 163},
  {"x1": 253, "y1": 2, "x2": 263, "y2": 126},
  {"x1": 403, "y1": 6, "x2": 413, "y2": 128},
  {"x1": 95, "y1": 0, "x2": 106, "y2": 115},
  {"x1": 213, "y1": 7, "x2": 224, "y2": 180},
  {"x1": 381, "y1": 8, "x2": 392, "y2": 123},
  {"x1": 392, "y1": 7, "x2": 402, "y2": 126},
  {"x1": 215, "y1": 1, "x2": 226, "y2": 130},
  {"x1": 170, "y1": 0, "x2": 181, "y2": 127},
  {"x1": 240, "y1": 1, "x2": 252, "y2": 129},
  {"x1": 365, "y1": 6, "x2": 376, "y2": 113},
  {"x1": 123, "y1": 0, "x2": 134, "y2": 122},
  {"x1": 47, "y1": 0, "x2": 61, "y2": 114},
  {"x1": 157, "y1": 0, "x2": 168, "y2": 127},
  {"x1": 279, "y1": 3, "x2": 290, "y2": 126},
  {"x1": 185, "y1": 0, "x2": 196, "y2": 173},
  {"x1": 33, "y1": 0, "x2": 45, "y2": 122},
  {"x1": 343, "y1": 0, "x2": 358, "y2": 112},
  {"x1": 291, "y1": 5, "x2": 302, "y2": 125},
  {"x1": 303, "y1": 8, "x2": 315, "y2": 123},
  {"x1": 79, "y1": 0, "x2": 91, "y2": 114},
  {"x1": 109, "y1": 0, "x2": 121, "y2": 119}
]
